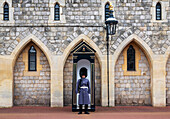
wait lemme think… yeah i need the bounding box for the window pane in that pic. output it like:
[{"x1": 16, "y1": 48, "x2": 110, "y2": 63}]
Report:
[
  {"x1": 28, "y1": 46, "x2": 36, "y2": 71},
  {"x1": 4, "y1": 18, "x2": 9, "y2": 20},
  {"x1": 127, "y1": 45, "x2": 135, "y2": 71},
  {"x1": 55, "y1": 4, "x2": 59, "y2": 8},
  {"x1": 29, "y1": 62, "x2": 36, "y2": 71},
  {"x1": 4, "y1": 4, "x2": 8, "y2": 8},
  {"x1": 54, "y1": 3, "x2": 60, "y2": 20},
  {"x1": 3, "y1": 3, "x2": 9, "y2": 21},
  {"x1": 105, "y1": 3, "x2": 110, "y2": 20},
  {"x1": 55, "y1": 12, "x2": 59, "y2": 14},
  {"x1": 30, "y1": 53, "x2": 36, "y2": 62},
  {"x1": 105, "y1": 4, "x2": 109, "y2": 8},
  {"x1": 55, "y1": 18, "x2": 59, "y2": 20},
  {"x1": 29, "y1": 46, "x2": 36, "y2": 53},
  {"x1": 156, "y1": 3, "x2": 161, "y2": 20}
]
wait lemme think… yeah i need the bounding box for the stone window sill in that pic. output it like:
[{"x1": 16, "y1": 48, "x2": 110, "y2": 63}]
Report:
[
  {"x1": 123, "y1": 70, "x2": 141, "y2": 76},
  {"x1": 151, "y1": 19, "x2": 168, "y2": 23},
  {"x1": 24, "y1": 71, "x2": 40, "y2": 76},
  {"x1": 48, "y1": 16, "x2": 66, "y2": 25},
  {"x1": 0, "y1": 20, "x2": 15, "y2": 24}
]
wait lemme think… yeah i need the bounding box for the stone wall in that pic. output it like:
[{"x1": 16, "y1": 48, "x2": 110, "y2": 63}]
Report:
[
  {"x1": 63, "y1": 55, "x2": 73, "y2": 106},
  {"x1": 14, "y1": 43, "x2": 51, "y2": 106},
  {"x1": 63, "y1": 55, "x2": 101, "y2": 106},
  {"x1": 115, "y1": 45, "x2": 151, "y2": 106},
  {"x1": 13, "y1": 0, "x2": 50, "y2": 25},
  {"x1": 166, "y1": 56, "x2": 170, "y2": 105},
  {"x1": 0, "y1": 0, "x2": 169, "y2": 56},
  {"x1": 95, "y1": 57, "x2": 101, "y2": 106}
]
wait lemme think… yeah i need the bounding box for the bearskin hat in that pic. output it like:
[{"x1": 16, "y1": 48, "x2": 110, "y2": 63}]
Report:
[{"x1": 79, "y1": 67, "x2": 87, "y2": 78}]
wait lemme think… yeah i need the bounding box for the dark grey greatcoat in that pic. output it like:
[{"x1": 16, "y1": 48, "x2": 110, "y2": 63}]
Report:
[{"x1": 76, "y1": 78, "x2": 90, "y2": 105}]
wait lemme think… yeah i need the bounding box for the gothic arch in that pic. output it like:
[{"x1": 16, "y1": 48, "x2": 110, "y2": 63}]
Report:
[
  {"x1": 11, "y1": 34, "x2": 52, "y2": 69},
  {"x1": 62, "y1": 34, "x2": 103, "y2": 68},
  {"x1": 62, "y1": 34, "x2": 108, "y2": 106},
  {"x1": 109, "y1": 34, "x2": 154, "y2": 106},
  {"x1": 11, "y1": 34, "x2": 53, "y2": 106},
  {"x1": 112, "y1": 34, "x2": 154, "y2": 67}
]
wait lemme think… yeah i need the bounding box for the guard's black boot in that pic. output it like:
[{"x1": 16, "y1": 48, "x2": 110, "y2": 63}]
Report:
[
  {"x1": 78, "y1": 111, "x2": 82, "y2": 114},
  {"x1": 85, "y1": 104, "x2": 90, "y2": 114},
  {"x1": 78, "y1": 104, "x2": 82, "y2": 114}
]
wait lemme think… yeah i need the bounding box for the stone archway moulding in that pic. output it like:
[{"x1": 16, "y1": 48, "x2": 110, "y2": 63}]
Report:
[
  {"x1": 0, "y1": 32, "x2": 168, "y2": 108},
  {"x1": 112, "y1": 34, "x2": 154, "y2": 67},
  {"x1": 11, "y1": 34, "x2": 69, "y2": 107},
  {"x1": 10, "y1": 34, "x2": 57, "y2": 107},
  {"x1": 109, "y1": 34, "x2": 155, "y2": 107},
  {"x1": 0, "y1": 34, "x2": 56, "y2": 108},
  {"x1": 11, "y1": 34, "x2": 64, "y2": 107},
  {"x1": 62, "y1": 34, "x2": 103, "y2": 67},
  {"x1": 11, "y1": 34, "x2": 53, "y2": 69},
  {"x1": 62, "y1": 34, "x2": 108, "y2": 106}
]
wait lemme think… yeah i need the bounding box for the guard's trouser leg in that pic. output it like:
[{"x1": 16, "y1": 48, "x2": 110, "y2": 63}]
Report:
[
  {"x1": 78, "y1": 104, "x2": 82, "y2": 114},
  {"x1": 85, "y1": 104, "x2": 89, "y2": 114}
]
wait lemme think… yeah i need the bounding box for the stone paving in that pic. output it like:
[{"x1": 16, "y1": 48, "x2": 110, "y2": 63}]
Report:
[{"x1": 0, "y1": 106, "x2": 170, "y2": 119}]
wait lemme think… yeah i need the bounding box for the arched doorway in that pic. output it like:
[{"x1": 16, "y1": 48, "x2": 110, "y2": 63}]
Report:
[
  {"x1": 71, "y1": 42, "x2": 95, "y2": 111},
  {"x1": 13, "y1": 42, "x2": 51, "y2": 106},
  {"x1": 114, "y1": 42, "x2": 151, "y2": 106},
  {"x1": 63, "y1": 41, "x2": 101, "y2": 111},
  {"x1": 63, "y1": 53, "x2": 101, "y2": 107}
]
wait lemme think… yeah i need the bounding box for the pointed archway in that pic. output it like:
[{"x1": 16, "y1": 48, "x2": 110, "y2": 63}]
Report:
[
  {"x1": 11, "y1": 34, "x2": 53, "y2": 106},
  {"x1": 11, "y1": 34, "x2": 52, "y2": 68},
  {"x1": 109, "y1": 34, "x2": 154, "y2": 106},
  {"x1": 62, "y1": 34, "x2": 107, "y2": 107},
  {"x1": 13, "y1": 42, "x2": 51, "y2": 106},
  {"x1": 114, "y1": 41, "x2": 151, "y2": 106}
]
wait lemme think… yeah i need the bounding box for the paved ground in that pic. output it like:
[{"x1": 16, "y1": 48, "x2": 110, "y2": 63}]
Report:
[{"x1": 0, "y1": 106, "x2": 170, "y2": 119}]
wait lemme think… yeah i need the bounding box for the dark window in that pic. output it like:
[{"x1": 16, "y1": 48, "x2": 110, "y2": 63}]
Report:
[
  {"x1": 3, "y1": 2, "x2": 9, "y2": 21},
  {"x1": 156, "y1": 2, "x2": 162, "y2": 20},
  {"x1": 54, "y1": 3, "x2": 60, "y2": 20},
  {"x1": 28, "y1": 46, "x2": 36, "y2": 71},
  {"x1": 127, "y1": 45, "x2": 135, "y2": 71},
  {"x1": 105, "y1": 3, "x2": 110, "y2": 21}
]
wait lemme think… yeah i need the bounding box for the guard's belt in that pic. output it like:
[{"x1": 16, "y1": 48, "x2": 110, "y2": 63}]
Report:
[{"x1": 80, "y1": 86, "x2": 88, "y2": 88}]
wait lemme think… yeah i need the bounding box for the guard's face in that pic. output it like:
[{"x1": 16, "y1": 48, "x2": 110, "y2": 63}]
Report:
[{"x1": 82, "y1": 75, "x2": 86, "y2": 78}]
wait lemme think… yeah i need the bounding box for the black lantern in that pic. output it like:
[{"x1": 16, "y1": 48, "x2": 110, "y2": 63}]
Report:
[
  {"x1": 105, "y1": 6, "x2": 118, "y2": 35},
  {"x1": 105, "y1": 4, "x2": 118, "y2": 107}
]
